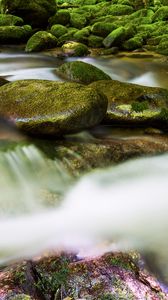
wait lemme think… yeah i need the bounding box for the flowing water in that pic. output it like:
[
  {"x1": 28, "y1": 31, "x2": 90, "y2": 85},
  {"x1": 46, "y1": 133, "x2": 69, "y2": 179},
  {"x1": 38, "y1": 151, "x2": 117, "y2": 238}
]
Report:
[{"x1": 0, "y1": 49, "x2": 168, "y2": 268}]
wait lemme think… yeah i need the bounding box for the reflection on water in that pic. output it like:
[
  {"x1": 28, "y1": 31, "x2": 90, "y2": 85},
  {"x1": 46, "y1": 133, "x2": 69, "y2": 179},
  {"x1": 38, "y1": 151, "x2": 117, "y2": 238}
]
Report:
[{"x1": 0, "y1": 50, "x2": 168, "y2": 88}]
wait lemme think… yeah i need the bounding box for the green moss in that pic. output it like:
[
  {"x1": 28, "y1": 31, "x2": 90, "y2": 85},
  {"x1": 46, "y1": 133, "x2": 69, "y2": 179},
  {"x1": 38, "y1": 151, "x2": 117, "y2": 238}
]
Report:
[
  {"x1": 70, "y1": 12, "x2": 87, "y2": 29},
  {"x1": 103, "y1": 26, "x2": 126, "y2": 48},
  {"x1": 0, "y1": 25, "x2": 32, "y2": 44},
  {"x1": 57, "y1": 61, "x2": 111, "y2": 84},
  {"x1": 35, "y1": 257, "x2": 69, "y2": 297},
  {"x1": 88, "y1": 34, "x2": 103, "y2": 47},
  {"x1": 0, "y1": 14, "x2": 24, "y2": 26},
  {"x1": 91, "y1": 22, "x2": 117, "y2": 37},
  {"x1": 159, "y1": 108, "x2": 168, "y2": 121},
  {"x1": 73, "y1": 27, "x2": 90, "y2": 43},
  {"x1": 131, "y1": 101, "x2": 149, "y2": 112},
  {"x1": 123, "y1": 35, "x2": 143, "y2": 50},
  {"x1": 62, "y1": 41, "x2": 89, "y2": 56},
  {"x1": 152, "y1": 6, "x2": 168, "y2": 22},
  {"x1": 25, "y1": 31, "x2": 57, "y2": 52},
  {"x1": 49, "y1": 10, "x2": 70, "y2": 26},
  {"x1": 50, "y1": 24, "x2": 68, "y2": 38}
]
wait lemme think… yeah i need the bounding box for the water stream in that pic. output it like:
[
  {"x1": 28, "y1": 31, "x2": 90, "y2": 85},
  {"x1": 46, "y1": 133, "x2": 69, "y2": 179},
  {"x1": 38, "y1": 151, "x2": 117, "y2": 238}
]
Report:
[{"x1": 0, "y1": 50, "x2": 168, "y2": 267}]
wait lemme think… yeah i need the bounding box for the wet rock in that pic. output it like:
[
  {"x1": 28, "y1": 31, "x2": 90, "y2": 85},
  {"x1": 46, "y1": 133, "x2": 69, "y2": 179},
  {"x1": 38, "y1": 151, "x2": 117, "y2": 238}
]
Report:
[
  {"x1": 0, "y1": 25, "x2": 32, "y2": 44},
  {"x1": 48, "y1": 10, "x2": 70, "y2": 27},
  {"x1": 62, "y1": 41, "x2": 89, "y2": 57},
  {"x1": 0, "y1": 80, "x2": 108, "y2": 137},
  {"x1": 0, "y1": 252, "x2": 167, "y2": 300},
  {"x1": 1, "y1": 0, "x2": 56, "y2": 28},
  {"x1": 70, "y1": 13, "x2": 87, "y2": 29},
  {"x1": 25, "y1": 31, "x2": 57, "y2": 52},
  {"x1": 88, "y1": 35, "x2": 103, "y2": 48},
  {"x1": 108, "y1": 4, "x2": 134, "y2": 16},
  {"x1": 35, "y1": 130, "x2": 168, "y2": 175},
  {"x1": 91, "y1": 22, "x2": 117, "y2": 38},
  {"x1": 73, "y1": 27, "x2": 90, "y2": 43},
  {"x1": 89, "y1": 80, "x2": 168, "y2": 129},
  {"x1": 103, "y1": 26, "x2": 126, "y2": 48},
  {"x1": 0, "y1": 14, "x2": 24, "y2": 26},
  {"x1": 50, "y1": 24, "x2": 68, "y2": 38},
  {"x1": 56, "y1": 61, "x2": 111, "y2": 84}
]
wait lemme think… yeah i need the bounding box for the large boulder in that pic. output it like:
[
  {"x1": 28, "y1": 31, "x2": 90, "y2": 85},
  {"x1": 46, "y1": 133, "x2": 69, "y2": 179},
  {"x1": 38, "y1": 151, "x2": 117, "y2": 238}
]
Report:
[
  {"x1": 1, "y1": 0, "x2": 56, "y2": 28},
  {"x1": 89, "y1": 80, "x2": 168, "y2": 129},
  {"x1": 56, "y1": 61, "x2": 112, "y2": 84},
  {"x1": 0, "y1": 80, "x2": 108, "y2": 137}
]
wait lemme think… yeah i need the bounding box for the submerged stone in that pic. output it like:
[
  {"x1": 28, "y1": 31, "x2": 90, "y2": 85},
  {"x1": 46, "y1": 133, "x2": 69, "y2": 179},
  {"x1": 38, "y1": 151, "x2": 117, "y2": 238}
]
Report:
[
  {"x1": 0, "y1": 80, "x2": 108, "y2": 137},
  {"x1": 89, "y1": 80, "x2": 168, "y2": 129},
  {"x1": 56, "y1": 61, "x2": 111, "y2": 84},
  {"x1": 25, "y1": 31, "x2": 57, "y2": 52}
]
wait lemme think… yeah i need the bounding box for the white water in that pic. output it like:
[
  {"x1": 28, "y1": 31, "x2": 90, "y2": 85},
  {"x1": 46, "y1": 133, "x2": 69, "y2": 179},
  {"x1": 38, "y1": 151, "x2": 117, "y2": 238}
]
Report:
[{"x1": 0, "y1": 149, "x2": 168, "y2": 264}]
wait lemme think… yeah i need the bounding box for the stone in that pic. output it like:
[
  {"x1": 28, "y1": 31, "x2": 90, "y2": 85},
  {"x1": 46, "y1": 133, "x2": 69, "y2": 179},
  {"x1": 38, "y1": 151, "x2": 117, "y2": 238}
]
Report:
[
  {"x1": 0, "y1": 25, "x2": 32, "y2": 44},
  {"x1": 50, "y1": 24, "x2": 68, "y2": 38},
  {"x1": 0, "y1": 14, "x2": 24, "y2": 26},
  {"x1": 61, "y1": 41, "x2": 89, "y2": 57},
  {"x1": 103, "y1": 26, "x2": 126, "y2": 48},
  {"x1": 56, "y1": 61, "x2": 111, "y2": 84},
  {"x1": 0, "y1": 252, "x2": 167, "y2": 300},
  {"x1": 0, "y1": 80, "x2": 108, "y2": 137},
  {"x1": 25, "y1": 31, "x2": 57, "y2": 52},
  {"x1": 48, "y1": 10, "x2": 70, "y2": 27},
  {"x1": 0, "y1": 0, "x2": 56, "y2": 28},
  {"x1": 89, "y1": 80, "x2": 168, "y2": 129}
]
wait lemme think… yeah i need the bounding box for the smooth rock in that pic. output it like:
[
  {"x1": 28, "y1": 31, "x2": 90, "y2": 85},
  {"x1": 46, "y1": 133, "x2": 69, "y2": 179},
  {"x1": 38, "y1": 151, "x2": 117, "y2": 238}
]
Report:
[{"x1": 0, "y1": 80, "x2": 108, "y2": 137}]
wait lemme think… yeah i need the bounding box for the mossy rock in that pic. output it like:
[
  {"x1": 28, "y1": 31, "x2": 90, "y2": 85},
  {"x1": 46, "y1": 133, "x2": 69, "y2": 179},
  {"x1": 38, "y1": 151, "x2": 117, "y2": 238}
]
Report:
[
  {"x1": 50, "y1": 24, "x2": 68, "y2": 38},
  {"x1": 48, "y1": 10, "x2": 70, "y2": 27},
  {"x1": 0, "y1": 14, "x2": 24, "y2": 26},
  {"x1": 62, "y1": 41, "x2": 89, "y2": 56},
  {"x1": 108, "y1": 4, "x2": 134, "y2": 16},
  {"x1": 89, "y1": 80, "x2": 168, "y2": 128},
  {"x1": 88, "y1": 34, "x2": 103, "y2": 48},
  {"x1": 25, "y1": 31, "x2": 57, "y2": 52},
  {"x1": 156, "y1": 40, "x2": 168, "y2": 55},
  {"x1": 1, "y1": 0, "x2": 56, "y2": 28},
  {"x1": 56, "y1": 61, "x2": 111, "y2": 84},
  {"x1": 73, "y1": 27, "x2": 90, "y2": 43},
  {"x1": 152, "y1": 6, "x2": 168, "y2": 22},
  {"x1": 123, "y1": 34, "x2": 144, "y2": 50},
  {"x1": 91, "y1": 22, "x2": 118, "y2": 37},
  {"x1": 103, "y1": 26, "x2": 126, "y2": 48},
  {"x1": 0, "y1": 25, "x2": 32, "y2": 44},
  {"x1": 70, "y1": 13, "x2": 87, "y2": 29},
  {"x1": 0, "y1": 80, "x2": 108, "y2": 137}
]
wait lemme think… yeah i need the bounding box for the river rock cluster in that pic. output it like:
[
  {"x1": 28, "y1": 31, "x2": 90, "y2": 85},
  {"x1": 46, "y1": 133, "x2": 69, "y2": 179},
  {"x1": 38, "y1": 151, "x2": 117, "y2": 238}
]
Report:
[{"x1": 0, "y1": 0, "x2": 168, "y2": 55}]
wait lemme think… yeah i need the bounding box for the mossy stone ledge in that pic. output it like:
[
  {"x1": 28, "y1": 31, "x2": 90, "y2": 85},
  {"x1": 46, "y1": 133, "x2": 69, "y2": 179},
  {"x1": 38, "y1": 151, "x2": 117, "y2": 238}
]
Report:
[
  {"x1": 0, "y1": 25, "x2": 32, "y2": 44},
  {"x1": 56, "y1": 61, "x2": 112, "y2": 84},
  {"x1": 0, "y1": 80, "x2": 108, "y2": 137}
]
